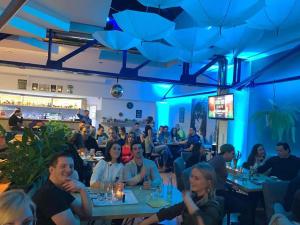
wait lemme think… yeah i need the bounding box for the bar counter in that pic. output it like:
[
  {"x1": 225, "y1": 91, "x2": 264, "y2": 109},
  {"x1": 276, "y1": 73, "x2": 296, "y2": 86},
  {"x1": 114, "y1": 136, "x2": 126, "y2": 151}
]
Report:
[{"x1": 0, "y1": 117, "x2": 80, "y2": 130}]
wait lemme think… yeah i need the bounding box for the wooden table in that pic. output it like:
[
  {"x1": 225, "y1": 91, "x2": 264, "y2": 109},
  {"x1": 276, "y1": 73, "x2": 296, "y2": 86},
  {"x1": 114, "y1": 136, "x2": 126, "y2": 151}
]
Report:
[{"x1": 90, "y1": 185, "x2": 182, "y2": 220}]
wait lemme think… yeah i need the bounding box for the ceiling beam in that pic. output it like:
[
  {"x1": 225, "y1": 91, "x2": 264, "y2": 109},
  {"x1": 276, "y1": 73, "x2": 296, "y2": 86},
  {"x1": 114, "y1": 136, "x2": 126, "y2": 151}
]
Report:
[
  {"x1": 0, "y1": 59, "x2": 231, "y2": 88},
  {"x1": 0, "y1": 0, "x2": 28, "y2": 31},
  {"x1": 234, "y1": 43, "x2": 300, "y2": 90},
  {"x1": 163, "y1": 90, "x2": 216, "y2": 100}
]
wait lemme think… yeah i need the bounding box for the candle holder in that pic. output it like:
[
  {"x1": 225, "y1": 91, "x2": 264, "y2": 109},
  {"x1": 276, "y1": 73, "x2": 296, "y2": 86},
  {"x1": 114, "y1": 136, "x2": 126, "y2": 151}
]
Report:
[{"x1": 113, "y1": 182, "x2": 124, "y2": 201}]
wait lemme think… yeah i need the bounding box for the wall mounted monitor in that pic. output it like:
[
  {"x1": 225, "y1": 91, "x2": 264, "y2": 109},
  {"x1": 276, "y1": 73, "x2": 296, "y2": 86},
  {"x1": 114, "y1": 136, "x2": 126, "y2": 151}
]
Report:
[{"x1": 208, "y1": 94, "x2": 234, "y2": 120}]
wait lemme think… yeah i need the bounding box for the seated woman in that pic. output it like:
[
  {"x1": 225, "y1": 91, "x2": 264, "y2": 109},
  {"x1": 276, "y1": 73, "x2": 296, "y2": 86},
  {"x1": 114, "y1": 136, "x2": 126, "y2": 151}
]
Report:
[
  {"x1": 121, "y1": 132, "x2": 135, "y2": 164},
  {"x1": 119, "y1": 127, "x2": 127, "y2": 143},
  {"x1": 185, "y1": 142, "x2": 207, "y2": 168},
  {"x1": 0, "y1": 189, "x2": 36, "y2": 225},
  {"x1": 170, "y1": 127, "x2": 180, "y2": 143},
  {"x1": 243, "y1": 143, "x2": 266, "y2": 169},
  {"x1": 144, "y1": 126, "x2": 172, "y2": 171},
  {"x1": 140, "y1": 162, "x2": 223, "y2": 225},
  {"x1": 90, "y1": 141, "x2": 124, "y2": 189}
]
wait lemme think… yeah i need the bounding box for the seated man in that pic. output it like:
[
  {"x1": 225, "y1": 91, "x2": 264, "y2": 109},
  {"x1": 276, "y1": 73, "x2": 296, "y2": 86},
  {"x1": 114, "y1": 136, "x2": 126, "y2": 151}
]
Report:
[
  {"x1": 124, "y1": 141, "x2": 162, "y2": 189},
  {"x1": 209, "y1": 144, "x2": 254, "y2": 225},
  {"x1": 257, "y1": 142, "x2": 300, "y2": 181},
  {"x1": 33, "y1": 152, "x2": 92, "y2": 225},
  {"x1": 179, "y1": 127, "x2": 200, "y2": 151}
]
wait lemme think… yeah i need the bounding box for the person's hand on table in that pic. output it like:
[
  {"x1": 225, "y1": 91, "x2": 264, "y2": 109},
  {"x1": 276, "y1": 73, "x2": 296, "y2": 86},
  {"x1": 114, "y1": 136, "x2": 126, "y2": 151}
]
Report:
[{"x1": 143, "y1": 180, "x2": 152, "y2": 190}]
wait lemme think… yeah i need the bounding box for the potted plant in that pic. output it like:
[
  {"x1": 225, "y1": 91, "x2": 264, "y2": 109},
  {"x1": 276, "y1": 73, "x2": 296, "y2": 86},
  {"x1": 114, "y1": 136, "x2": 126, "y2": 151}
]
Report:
[{"x1": 0, "y1": 121, "x2": 71, "y2": 191}]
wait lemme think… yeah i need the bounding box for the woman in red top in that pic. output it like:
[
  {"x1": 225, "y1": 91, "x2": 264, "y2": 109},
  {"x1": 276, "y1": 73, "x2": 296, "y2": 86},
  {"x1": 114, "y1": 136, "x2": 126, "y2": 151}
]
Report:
[{"x1": 121, "y1": 132, "x2": 136, "y2": 164}]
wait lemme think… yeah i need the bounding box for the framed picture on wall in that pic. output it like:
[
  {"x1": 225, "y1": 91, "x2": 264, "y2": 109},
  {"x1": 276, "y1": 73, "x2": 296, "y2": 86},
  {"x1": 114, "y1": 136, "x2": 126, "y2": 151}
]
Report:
[
  {"x1": 136, "y1": 110, "x2": 142, "y2": 118},
  {"x1": 57, "y1": 85, "x2": 63, "y2": 93},
  {"x1": 32, "y1": 83, "x2": 38, "y2": 91},
  {"x1": 179, "y1": 107, "x2": 185, "y2": 123},
  {"x1": 18, "y1": 79, "x2": 27, "y2": 90},
  {"x1": 51, "y1": 85, "x2": 57, "y2": 92}
]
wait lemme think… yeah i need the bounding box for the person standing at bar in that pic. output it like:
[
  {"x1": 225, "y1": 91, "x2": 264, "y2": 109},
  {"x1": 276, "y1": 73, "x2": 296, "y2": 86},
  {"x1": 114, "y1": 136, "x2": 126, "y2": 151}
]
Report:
[
  {"x1": 77, "y1": 108, "x2": 92, "y2": 125},
  {"x1": 8, "y1": 108, "x2": 23, "y2": 131}
]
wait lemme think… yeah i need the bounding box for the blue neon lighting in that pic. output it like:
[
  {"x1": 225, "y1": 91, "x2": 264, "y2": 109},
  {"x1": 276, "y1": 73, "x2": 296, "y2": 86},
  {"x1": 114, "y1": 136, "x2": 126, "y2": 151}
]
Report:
[
  {"x1": 152, "y1": 84, "x2": 173, "y2": 97},
  {"x1": 22, "y1": 5, "x2": 70, "y2": 31},
  {"x1": 227, "y1": 90, "x2": 250, "y2": 165},
  {"x1": 0, "y1": 9, "x2": 46, "y2": 38},
  {"x1": 156, "y1": 101, "x2": 170, "y2": 128}
]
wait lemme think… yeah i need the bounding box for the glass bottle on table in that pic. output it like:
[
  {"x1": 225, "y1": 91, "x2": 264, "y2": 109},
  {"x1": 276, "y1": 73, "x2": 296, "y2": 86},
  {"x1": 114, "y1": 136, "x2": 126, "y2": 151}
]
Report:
[{"x1": 167, "y1": 174, "x2": 173, "y2": 202}]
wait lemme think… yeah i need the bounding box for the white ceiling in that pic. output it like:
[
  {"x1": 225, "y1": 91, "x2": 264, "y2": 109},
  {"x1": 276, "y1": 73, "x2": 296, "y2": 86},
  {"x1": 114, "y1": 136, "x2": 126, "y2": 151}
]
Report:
[{"x1": 1, "y1": 0, "x2": 300, "y2": 97}]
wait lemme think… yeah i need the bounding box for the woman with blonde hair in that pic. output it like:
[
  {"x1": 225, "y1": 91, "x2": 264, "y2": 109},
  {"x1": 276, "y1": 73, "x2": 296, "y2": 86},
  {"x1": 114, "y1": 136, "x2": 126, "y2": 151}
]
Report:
[
  {"x1": 139, "y1": 162, "x2": 223, "y2": 225},
  {"x1": 0, "y1": 189, "x2": 36, "y2": 225}
]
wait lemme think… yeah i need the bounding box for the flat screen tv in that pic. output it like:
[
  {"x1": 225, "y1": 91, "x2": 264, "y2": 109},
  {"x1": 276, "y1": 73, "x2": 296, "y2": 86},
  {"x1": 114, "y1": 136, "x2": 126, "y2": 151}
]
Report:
[{"x1": 208, "y1": 94, "x2": 234, "y2": 119}]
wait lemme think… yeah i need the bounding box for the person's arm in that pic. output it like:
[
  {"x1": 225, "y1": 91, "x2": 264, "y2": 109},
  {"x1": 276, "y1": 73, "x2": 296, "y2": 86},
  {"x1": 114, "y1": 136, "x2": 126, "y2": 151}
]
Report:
[
  {"x1": 62, "y1": 179, "x2": 92, "y2": 219},
  {"x1": 183, "y1": 192, "x2": 221, "y2": 225},
  {"x1": 124, "y1": 163, "x2": 145, "y2": 186},
  {"x1": 149, "y1": 161, "x2": 163, "y2": 188},
  {"x1": 90, "y1": 160, "x2": 105, "y2": 188},
  {"x1": 257, "y1": 157, "x2": 272, "y2": 174},
  {"x1": 140, "y1": 202, "x2": 184, "y2": 225},
  {"x1": 139, "y1": 214, "x2": 159, "y2": 225}
]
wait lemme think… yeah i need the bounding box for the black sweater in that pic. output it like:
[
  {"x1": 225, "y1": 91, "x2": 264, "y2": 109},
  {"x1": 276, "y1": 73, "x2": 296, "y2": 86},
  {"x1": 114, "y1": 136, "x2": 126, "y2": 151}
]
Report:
[
  {"x1": 257, "y1": 155, "x2": 300, "y2": 180},
  {"x1": 157, "y1": 196, "x2": 223, "y2": 225}
]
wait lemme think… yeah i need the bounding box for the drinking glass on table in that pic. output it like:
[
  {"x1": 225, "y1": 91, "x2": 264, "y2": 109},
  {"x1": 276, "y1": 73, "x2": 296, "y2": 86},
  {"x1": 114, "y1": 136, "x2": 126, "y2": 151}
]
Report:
[{"x1": 105, "y1": 182, "x2": 113, "y2": 201}]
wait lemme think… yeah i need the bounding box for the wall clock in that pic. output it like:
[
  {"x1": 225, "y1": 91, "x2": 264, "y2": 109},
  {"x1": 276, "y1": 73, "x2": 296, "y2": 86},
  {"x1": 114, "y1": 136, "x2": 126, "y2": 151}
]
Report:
[{"x1": 127, "y1": 102, "x2": 134, "y2": 109}]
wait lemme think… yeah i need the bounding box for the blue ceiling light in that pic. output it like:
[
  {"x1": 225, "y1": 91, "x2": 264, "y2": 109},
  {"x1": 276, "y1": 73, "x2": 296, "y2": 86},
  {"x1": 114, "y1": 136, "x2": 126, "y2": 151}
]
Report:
[
  {"x1": 0, "y1": 8, "x2": 46, "y2": 38},
  {"x1": 152, "y1": 84, "x2": 173, "y2": 97},
  {"x1": 22, "y1": 5, "x2": 70, "y2": 31}
]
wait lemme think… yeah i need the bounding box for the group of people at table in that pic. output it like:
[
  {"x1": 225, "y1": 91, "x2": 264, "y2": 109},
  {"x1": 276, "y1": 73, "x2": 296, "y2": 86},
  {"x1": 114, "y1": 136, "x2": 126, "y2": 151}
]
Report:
[{"x1": 1, "y1": 110, "x2": 300, "y2": 225}]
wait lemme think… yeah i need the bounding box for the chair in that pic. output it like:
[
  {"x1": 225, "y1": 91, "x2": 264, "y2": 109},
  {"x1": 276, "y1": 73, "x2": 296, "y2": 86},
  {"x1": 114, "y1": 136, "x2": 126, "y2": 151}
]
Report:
[
  {"x1": 181, "y1": 151, "x2": 192, "y2": 161},
  {"x1": 262, "y1": 180, "x2": 289, "y2": 221},
  {"x1": 173, "y1": 157, "x2": 186, "y2": 191}
]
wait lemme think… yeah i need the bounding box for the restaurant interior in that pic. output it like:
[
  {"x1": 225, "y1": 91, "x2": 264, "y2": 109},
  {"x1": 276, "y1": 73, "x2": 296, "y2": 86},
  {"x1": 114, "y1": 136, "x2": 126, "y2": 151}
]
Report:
[{"x1": 1, "y1": 0, "x2": 300, "y2": 225}]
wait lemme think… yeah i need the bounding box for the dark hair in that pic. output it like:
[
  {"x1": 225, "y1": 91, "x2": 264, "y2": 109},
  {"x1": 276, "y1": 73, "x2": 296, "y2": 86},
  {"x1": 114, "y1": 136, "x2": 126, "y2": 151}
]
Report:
[
  {"x1": 48, "y1": 152, "x2": 73, "y2": 167},
  {"x1": 292, "y1": 190, "x2": 300, "y2": 222},
  {"x1": 98, "y1": 124, "x2": 104, "y2": 129},
  {"x1": 130, "y1": 140, "x2": 142, "y2": 152},
  {"x1": 105, "y1": 141, "x2": 121, "y2": 163},
  {"x1": 220, "y1": 144, "x2": 235, "y2": 155},
  {"x1": 84, "y1": 110, "x2": 89, "y2": 113},
  {"x1": 14, "y1": 109, "x2": 21, "y2": 114},
  {"x1": 190, "y1": 127, "x2": 196, "y2": 132},
  {"x1": 243, "y1": 144, "x2": 264, "y2": 169},
  {"x1": 120, "y1": 127, "x2": 126, "y2": 133},
  {"x1": 144, "y1": 125, "x2": 152, "y2": 138},
  {"x1": 135, "y1": 122, "x2": 140, "y2": 125},
  {"x1": 170, "y1": 127, "x2": 178, "y2": 139},
  {"x1": 276, "y1": 142, "x2": 291, "y2": 153},
  {"x1": 125, "y1": 132, "x2": 136, "y2": 144},
  {"x1": 146, "y1": 116, "x2": 154, "y2": 124},
  {"x1": 191, "y1": 142, "x2": 202, "y2": 153}
]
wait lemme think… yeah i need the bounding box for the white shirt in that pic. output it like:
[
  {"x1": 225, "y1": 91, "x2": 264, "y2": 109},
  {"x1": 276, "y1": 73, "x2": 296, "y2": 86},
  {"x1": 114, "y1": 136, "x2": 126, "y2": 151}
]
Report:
[{"x1": 90, "y1": 159, "x2": 124, "y2": 186}]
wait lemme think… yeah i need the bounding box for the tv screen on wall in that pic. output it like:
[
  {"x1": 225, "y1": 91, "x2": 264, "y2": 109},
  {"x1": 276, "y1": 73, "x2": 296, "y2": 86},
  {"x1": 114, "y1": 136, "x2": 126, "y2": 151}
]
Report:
[{"x1": 208, "y1": 94, "x2": 234, "y2": 120}]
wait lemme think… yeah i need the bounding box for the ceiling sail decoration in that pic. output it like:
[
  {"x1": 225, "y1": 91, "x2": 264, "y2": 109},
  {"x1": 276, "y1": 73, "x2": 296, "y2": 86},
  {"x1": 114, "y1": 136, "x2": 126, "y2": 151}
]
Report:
[
  {"x1": 113, "y1": 10, "x2": 175, "y2": 41},
  {"x1": 180, "y1": 0, "x2": 264, "y2": 28},
  {"x1": 92, "y1": 30, "x2": 141, "y2": 50},
  {"x1": 137, "y1": 41, "x2": 179, "y2": 62}
]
